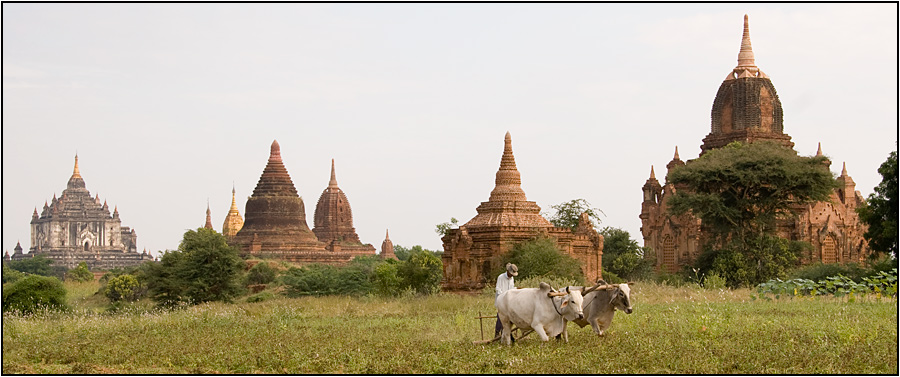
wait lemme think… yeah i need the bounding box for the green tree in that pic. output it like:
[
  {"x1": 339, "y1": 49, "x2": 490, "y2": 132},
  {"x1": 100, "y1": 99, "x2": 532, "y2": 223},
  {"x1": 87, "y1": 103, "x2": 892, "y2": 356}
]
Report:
[
  {"x1": 435, "y1": 217, "x2": 459, "y2": 237},
  {"x1": 65, "y1": 262, "x2": 94, "y2": 282},
  {"x1": 2, "y1": 275, "x2": 69, "y2": 314},
  {"x1": 544, "y1": 199, "x2": 604, "y2": 231},
  {"x1": 246, "y1": 261, "x2": 277, "y2": 285},
  {"x1": 144, "y1": 228, "x2": 245, "y2": 306},
  {"x1": 393, "y1": 245, "x2": 411, "y2": 261},
  {"x1": 668, "y1": 141, "x2": 836, "y2": 246},
  {"x1": 857, "y1": 150, "x2": 898, "y2": 262},
  {"x1": 667, "y1": 142, "x2": 836, "y2": 285},
  {"x1": 373, "y1": 261, "x2": 402, "y2": 296},
  {"x1": 8, "y1": 255, "x2": 54, "y2": 277},
  {"x1": 502, "y1": 236, "x2": 584, "y2": 283},
  {"x1": 2, "y1": 263, "x2": 26, "y2": 284},
  {"x1": 599, "y1": 227, "x2": 655, "y2": 280},
  {"x1": 397, "y1": 248, "x2": 443, "y2": 295},
  {"x1": 105, "y1": 274, "x2": 141, "y2": 302}
]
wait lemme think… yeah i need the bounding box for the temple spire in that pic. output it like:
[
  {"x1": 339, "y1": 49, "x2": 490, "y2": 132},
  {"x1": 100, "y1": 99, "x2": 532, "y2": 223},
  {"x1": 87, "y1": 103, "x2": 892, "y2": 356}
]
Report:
[
  {"x1": 205, "y1": 200, "x2": 213, "y2": 229},
  {"x1": 329, "y1": 159, "x2": 339, "y2": 189},
  {"x1": 673, "y1": 146, "x2": 680, "y2": 161},
  {"x1": 72, "y1": 154, "x2": 82, "y2": 179},
  {"x1": 488, "y1": 131, "x2": 527, "y2": 202},
  {"x1": 816, "y1": 142, "x2": 823, "y2": 157},
  {"x1": 270, "y1": 140, "x2": 282, "y2": 162},
  {"x1": 737, "y1": 14, "x2": 756, "y2": 69},
  {"x1": 385, "y1": 229, "x2": 390, "y2": 240},
  {"x1": 841, "y1": 162, "x2": 848, "y2": 176},
  {"x1": 650, "y1": 165, "x2": 656, "y2": 180}
]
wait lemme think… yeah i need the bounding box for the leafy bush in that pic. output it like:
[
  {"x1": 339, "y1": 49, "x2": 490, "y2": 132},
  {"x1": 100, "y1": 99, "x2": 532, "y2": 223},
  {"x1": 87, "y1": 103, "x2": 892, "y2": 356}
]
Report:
[
  {"x1": 694, "y1": 235, "x2": 807, "y2": 288},
  {"x1": 246, "y1": 291, "x2": 275, "y2": 303},
  {"x1": 600, "y1": 270, "x2": 625, "y2": 284},
  {"x1": 397, "y1": 249, "x2": 443, "y2": 295},
  {"x1": 373, "y1": 261, "x2": 402, "y2": 297},
  {"x1": 144, "y1": 228, "x2": 245, "y2": 306},
  {"x1": 789, "y1": 262, "x2": 867, "y2": 282},
  {"x1": 246, "y1": 262, "x2": 276, "y2": 286},
  {"x1": 281, "y1": 261, "x2": 374, "y2": 297},
  {"x1": 105, "y1": 274, "x2": 142, "y2": 302},
  {"x1": 703, "y1": 272, "x2": 728, "y2": 290},
  {"x1": 65, "y1": 262, "x2": 94, "y2": 282},
  {"x1": 501, "y1": 236, "x2": 584, "y2": 284},
  {"x1": 755, "y1": 268, "x2": 898, "y2": 301},
  {"x1": 2, "y1": 275, "x2": 69, "y2": 314},
  {"x1": 2, "y1": 263, "x2": 26, "y2": 284}
]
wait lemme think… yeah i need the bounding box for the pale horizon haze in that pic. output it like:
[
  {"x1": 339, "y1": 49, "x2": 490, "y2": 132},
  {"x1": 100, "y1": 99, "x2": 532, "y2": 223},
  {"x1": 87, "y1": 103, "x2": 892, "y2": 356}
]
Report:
[{"x1": 3, "y1": 3, "x2": 897, "y2": 258}]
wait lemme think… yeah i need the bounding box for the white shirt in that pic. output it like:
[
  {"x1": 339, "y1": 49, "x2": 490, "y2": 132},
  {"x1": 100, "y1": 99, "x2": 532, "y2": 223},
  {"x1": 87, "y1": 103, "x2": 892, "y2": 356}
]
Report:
[{"x1": 496, "y1": 272, "x2": 515, "y2": 297}]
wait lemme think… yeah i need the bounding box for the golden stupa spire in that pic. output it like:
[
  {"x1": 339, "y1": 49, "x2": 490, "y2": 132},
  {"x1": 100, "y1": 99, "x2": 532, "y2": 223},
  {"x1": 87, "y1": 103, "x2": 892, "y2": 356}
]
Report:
[{"x1": 72, "y1": 154, "x2": 82, "y2": 179}]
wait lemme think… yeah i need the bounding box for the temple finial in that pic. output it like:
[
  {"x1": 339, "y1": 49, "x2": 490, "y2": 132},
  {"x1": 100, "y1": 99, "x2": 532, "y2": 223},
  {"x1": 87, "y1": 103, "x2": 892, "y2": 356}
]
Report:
[
  {"x1": 841, "y1": 162, "x2": 848, "y2": 176},
  {"x1": 673, "y1": 146, "x2": 680, "y2": 160},
  {"x1": 385, "y1": 229, "x2": 390, "y2": 240},
  {"x1": 270, "y1": 140, "x2": 282, "y2": 162},
  {"x1": 650, "y1": 165, "x2": 656, "y2": 180},
  {"x1": 72, "y1": 154, "x2": 82, "y2": 179},
  {"x1": 816, "y1": 142, "x2": 823, "y2": 157},
  {"x1": 205, "y1": 199, "x2": 213, "y2": 229},
  {"x1": 737, "y1": 14, "x2": 756, "y2": 68},
  {"x1": 328, "y1": 159, "x2": 339, "y2": 188}
]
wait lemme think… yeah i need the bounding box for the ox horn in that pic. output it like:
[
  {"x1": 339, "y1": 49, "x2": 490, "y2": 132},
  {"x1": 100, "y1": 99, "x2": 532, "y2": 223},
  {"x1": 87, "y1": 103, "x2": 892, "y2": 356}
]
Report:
[
  {"x1": 583, "y1": 280, "x2": 616, "y2": 294},
  {"x1": 547, "y1": 290, "x2": 568, "y2": 297}
]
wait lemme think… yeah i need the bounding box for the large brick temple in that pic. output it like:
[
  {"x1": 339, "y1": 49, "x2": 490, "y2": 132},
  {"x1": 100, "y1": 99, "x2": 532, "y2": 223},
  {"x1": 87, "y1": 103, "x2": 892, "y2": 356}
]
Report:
[
  {"x1": 640, "y1": 15, "x2": 871, "y2": 272},
  {"x1": 4, "y1": 156, "x2": 152, "y2": 269},
  {"x1": 229, "y1": 140, "x2": 377, "y2": 265},
  {"x1": 441, "y1": 132, "x2": 603, "y2": 292}
]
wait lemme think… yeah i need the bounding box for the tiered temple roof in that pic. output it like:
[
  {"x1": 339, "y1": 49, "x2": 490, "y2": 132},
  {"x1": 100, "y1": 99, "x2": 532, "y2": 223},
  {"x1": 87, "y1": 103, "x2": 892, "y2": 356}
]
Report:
[{"x1": 231, "y1": 140, "x2": 326, "y2": 255}]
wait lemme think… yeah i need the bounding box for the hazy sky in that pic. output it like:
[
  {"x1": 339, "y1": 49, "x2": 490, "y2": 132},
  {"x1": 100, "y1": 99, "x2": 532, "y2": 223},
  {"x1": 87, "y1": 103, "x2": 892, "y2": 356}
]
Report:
[{"x1": 3, "y1": 3, "x2": 897, "y2": 257}]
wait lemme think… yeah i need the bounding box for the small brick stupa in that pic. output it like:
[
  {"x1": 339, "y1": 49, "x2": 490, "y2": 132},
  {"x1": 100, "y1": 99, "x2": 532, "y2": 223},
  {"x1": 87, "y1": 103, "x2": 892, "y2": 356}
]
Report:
[
  {"x1": 441, "y1": 132, "x2": 603, "y2": 292},
  {"x1": 231, "y1": 140, "x2": 327, "y2": 257},
  {"x1": 312, "y1": 159, "x2": 376, "y2": 256}
]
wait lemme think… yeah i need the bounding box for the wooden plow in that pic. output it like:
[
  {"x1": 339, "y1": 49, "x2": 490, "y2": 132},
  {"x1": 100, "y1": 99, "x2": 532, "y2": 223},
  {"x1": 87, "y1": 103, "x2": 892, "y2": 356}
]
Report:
[
  {"x1": 472, "y1": 311, "x2": 534, "y2": 345},
  {"x1": 471, "y1": 280, "x2": 623, "y2": 345}
]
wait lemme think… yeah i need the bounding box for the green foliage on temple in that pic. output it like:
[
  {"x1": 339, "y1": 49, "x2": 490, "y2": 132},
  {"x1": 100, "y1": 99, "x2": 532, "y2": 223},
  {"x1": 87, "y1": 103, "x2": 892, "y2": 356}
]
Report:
[
  {"x1": 857, "y1": 150, "x2": 898, "y2": 262},
  {"x1": 544, "y1": 199, "x2": 604, "y2": 231},
  {"x1": 246, "y1": 261, "x2": 277, "y2": 286},
  {"x1": 2, "y1": 275, "x2": 69, "y2": 314}
]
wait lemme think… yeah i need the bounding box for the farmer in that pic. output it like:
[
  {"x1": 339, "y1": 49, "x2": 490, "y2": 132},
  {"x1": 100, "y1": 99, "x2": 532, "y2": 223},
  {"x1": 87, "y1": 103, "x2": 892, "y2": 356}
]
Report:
[{"x1": 495, "y1": 263, "x2": 518, "y2": 342}]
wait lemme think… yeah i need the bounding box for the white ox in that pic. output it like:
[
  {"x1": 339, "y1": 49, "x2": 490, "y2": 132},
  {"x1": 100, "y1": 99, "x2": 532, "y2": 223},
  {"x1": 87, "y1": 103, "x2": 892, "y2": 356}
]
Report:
[
  {"x1": 495, "y1": 282, "x2": 585, "y2": 345},
  {"x1": 565, "y1": 280, "x2": 633, "y2": 336}
]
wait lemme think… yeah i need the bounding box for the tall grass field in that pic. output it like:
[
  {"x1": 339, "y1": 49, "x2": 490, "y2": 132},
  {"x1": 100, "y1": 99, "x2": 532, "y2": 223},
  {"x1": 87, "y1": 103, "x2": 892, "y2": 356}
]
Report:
[{"x1": 2, "y1": 281, "x2": 896, "y2": 374}]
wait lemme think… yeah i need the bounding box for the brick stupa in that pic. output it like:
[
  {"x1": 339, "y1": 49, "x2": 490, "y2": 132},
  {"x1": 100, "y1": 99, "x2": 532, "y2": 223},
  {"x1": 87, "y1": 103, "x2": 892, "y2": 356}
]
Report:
[
  {"x1": 441, "y1": 132, "x2": 603, "y2": 292},
  {"x1": 312, "y1": 159, "x2": 376, "y2": 256},
  {"x1": 231, "y1": 140, "x2": 327, "y2": 257}
]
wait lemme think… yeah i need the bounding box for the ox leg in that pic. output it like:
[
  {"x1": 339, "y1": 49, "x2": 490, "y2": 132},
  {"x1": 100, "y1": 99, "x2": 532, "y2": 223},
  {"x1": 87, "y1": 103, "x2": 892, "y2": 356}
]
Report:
[
  {"x1": 532, "y1": 323, "x2": 550, "y2": 342},
  {"x1": 500, "y1": 318, "x2": 513, "y2": 345},
  {"x1": 589, "y1": 318, "x2": 605, "y2": 337}
]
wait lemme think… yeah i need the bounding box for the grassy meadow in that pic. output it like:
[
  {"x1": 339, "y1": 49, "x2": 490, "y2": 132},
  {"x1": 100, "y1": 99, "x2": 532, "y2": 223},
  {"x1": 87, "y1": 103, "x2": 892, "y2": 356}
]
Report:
[{"x1": 2, "y1": 280, "x2": 897, "y2": 374}]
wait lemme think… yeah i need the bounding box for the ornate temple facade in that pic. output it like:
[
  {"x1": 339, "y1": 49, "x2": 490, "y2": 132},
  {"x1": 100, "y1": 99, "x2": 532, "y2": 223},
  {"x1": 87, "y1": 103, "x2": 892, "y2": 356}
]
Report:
[
  {"x1": 312, "y1": 160, "x2": 376, "y2": 255},
  {"x1": 230, "y1": 140, "x2": 375, "y2": 265},
  {"x1": 222, "y1": 187, "x2": 244, "y2": 239},
  {"x1": 5, "y1": 156, "x2": 152, "y2": 269},
  {"x1": 640, "y1": 16, "x2": 870, "y2": 272},
  {"x1": 441, "y1": 132, "x2": 603, "y2": 292}
]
